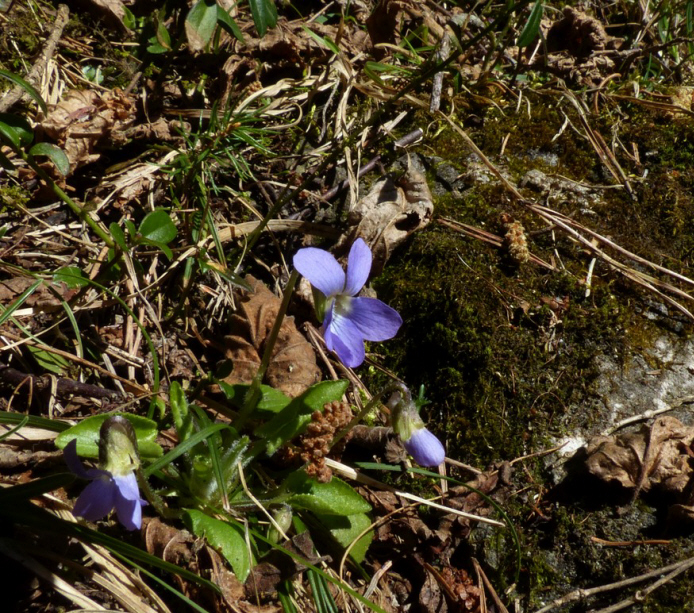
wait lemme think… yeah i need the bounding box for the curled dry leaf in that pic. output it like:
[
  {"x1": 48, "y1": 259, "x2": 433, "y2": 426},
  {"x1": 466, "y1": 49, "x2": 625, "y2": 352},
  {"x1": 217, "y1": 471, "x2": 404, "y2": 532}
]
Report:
[
  {"x1": 546, "y1": 7, "x2": 610, "y2": 59},
  {"x1": 87, "y1": 0, "x2": 130, "y2": 30},
  {"x1": 40, "y1": 89, "x2": 135, "y2": 174},
  {"x1": 585, "y1": 416, "x2": 694, "y2": 495},
  {"x1": 531, "y1": 7, "x2": 623, "y2": 87},
  {"x1": 144, "y1": 517, "x2": 248, "y2": 610},
  {"x1": 245, "y1": 17, "x2": 371, "y2": 66},
  {"x1": 222, "y1": 276, "x2": 320, "y2": 397},
  {"x1": 244, "y1": 531, "x2": 319, "y2": 596},
  {"x1": 337, "y1": 164, "x2": 434, "y2": 276}
]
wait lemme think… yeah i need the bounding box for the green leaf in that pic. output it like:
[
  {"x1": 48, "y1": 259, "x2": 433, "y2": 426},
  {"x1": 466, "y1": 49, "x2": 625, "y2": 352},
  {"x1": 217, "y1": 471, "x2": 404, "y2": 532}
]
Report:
[
  {"x1": 28, "y1": 345, "x2": 68, "y2": 375},
  {"x1": 285, "y1": 473, "x2": 371, "y2": 516},
  {"x1": 517, "y1": 0, "x2": 544, "y2": 48},
  {"x1": 254, "y1": 380, "x2": 349, "y2": 455},
  {"x1": 185, "y1": 0, "x2": 219, "y2": 52},
  {"x1": 0, "y1": 69, "x2": 47, "y2": 114},
  {"x1": 169, "y1": 381, "x2": 193, "y2": 440},
  {"x1": 0, "y1": 113, "x2": 33, "y2": 147},
  {"x1": 53, "y1": 266, "x2": 88, "y2": 288},
  {"x1": 138, "y1": 209, "x2": 177, "y2": 244},
  {"x1": 109, "y1": 223, "x2": 128, "y2": 250},
  {"x1": 0, "y1": 120, "x2": 21, "y2": 150},
  {"x1": 147, "y1": 17, "x2": 172, "y2": 54},
  {"x1": 147, "y1": 40, "x2": 169, "y2": 54},
  {"x1": 217, "y1": 7, "x2": 245, "y2": 43},
  {"x1": 315, "y1": 512, "x2": 373, "y2": 563},
  {"x1": 184, "y1": 509, "x2": 254, "y2": 581},
  {"x1": 124, "y1": 219, "x2": 137, "y2": 238},
  {"x1": 218, "y1": 382, "x2": 291, "y2": 414},
  {"x1": 29, "y1": 142, "x2": 70, "y2": 175},
  {"x1": 248, "y1": 0, "x2": 277, "y2": 37},
  {"x1": 55, "y1": 414, "x2": 163, "y2": 459},
  {"x1": 122, "y1": 5, "x2": 137, "y2": 30},
  {"x1": 300, "y1": 380, "x2": 349, "y2": 411},
  {"x1": 138, "y1": 238, "x2": 174, "y2": 260},
  {"x1": 301, "y1": 25, "x2": 339, "y2": 54}
]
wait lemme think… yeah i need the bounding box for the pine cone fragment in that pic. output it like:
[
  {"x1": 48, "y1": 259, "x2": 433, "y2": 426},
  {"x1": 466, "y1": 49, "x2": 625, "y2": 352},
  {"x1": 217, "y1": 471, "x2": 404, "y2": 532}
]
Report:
[{"x1": 222, "y1": 276, "x2": 320, "y2": 397}]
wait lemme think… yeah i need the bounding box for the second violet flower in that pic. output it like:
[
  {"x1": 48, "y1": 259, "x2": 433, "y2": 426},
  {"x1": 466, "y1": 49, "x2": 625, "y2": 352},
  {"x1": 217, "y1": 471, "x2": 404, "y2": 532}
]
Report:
[{"x1": 293, "y1": 238, "x2": 402, "y2": 368}]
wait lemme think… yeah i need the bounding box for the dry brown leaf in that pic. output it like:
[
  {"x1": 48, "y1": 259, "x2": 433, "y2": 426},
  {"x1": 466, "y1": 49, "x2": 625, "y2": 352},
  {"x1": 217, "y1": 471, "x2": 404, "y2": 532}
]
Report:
[
  {"x1": 87, "y1": 0, "x2": 129, "y2": 29},
  {"x1": 244, "y1": 531, "x2": 319, "y2": 596},
  {"x1": 0, "y1": 277, "x2": 77, "y2": 310},
  {"x1": 222, "y1": 276, "x2": 320, "y2": 397},
  {"x1": 546, "y1": 7, "x2": 609, "y2": 58},
  {"x1": 585, "y1": 416, "x2": 694, "y2": 494},
  {"x1": 337, "y1": 164, "x2": 434, "y2": 276},
  {"x1": 245, "y1": 18, "x2": 371, "y2": 65},
  {"x1": 144, "y1": 517, "x2": 248, "y2": 611},
  {"x1": 40, "y1": 89, "x2": 135, "y2": 174}
]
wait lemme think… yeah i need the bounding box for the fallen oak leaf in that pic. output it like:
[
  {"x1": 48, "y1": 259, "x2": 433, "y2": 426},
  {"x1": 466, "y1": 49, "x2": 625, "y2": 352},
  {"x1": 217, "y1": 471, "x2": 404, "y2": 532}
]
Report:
[
  {"x1": 221, "y1": 276, "x2": 321, "y2": 397},
  {"x1": 585, "y1": 416, "x2": 694, "y2": 495},
  {"x1": 336, "y1": 163, "x2": 434, "y2": 276}
]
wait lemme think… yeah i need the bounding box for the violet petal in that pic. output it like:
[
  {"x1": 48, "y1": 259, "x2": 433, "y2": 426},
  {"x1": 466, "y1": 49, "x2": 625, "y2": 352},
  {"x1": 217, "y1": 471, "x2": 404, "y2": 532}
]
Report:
[
  {"x1": 324, "y1": 308, "x2": 366, "y2": 367},
  {"x1": 404, "y1": 428, "x2": 446, "y2": 467},
  {"x1": 113, "y1": 474, "x2": 144, "y2": 530},
  {"x1": 73, "y1": 476, "x2": 117, "y2": 521},
  {"x1": 343, "y1": 238, "x2": 372, "y2": 296},
  {"x1": 64, "y1": 439, "x2": 108, "y2": 480},
  {"x1": 347, "y1": 297, "x2": 403, "y2": 341},
  {"x1": 293, "y1": 247, "x2": 345, "y2": 297}
]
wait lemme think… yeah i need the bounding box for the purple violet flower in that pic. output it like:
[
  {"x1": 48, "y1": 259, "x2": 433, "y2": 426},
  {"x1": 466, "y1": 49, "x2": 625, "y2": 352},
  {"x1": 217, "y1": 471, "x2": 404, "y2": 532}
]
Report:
[
  {"x1": 293, "y1": 238, "x2": 402, "y2": 367},
  {"x1": 389, "y1": 388, "x2": 446, "y2": 468},
  {"x1": 403, "y1": 428, "x2": 446, "y2": 468},
  {"x1": 63, "y1": 419, "x2": 147, "y2": 531}
]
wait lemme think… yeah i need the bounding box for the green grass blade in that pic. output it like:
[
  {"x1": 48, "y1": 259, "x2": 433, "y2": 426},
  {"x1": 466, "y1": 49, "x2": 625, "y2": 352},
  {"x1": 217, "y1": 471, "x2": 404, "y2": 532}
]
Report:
[
  {"x1": 0, "y1": 69, "x2": 47, "y2": 113},
  {"x1": 0, "y1": 411, "x2": 71, "y2": 432},
  {"x1": 143, "y1": 423, "x2": 228, "y2": 476},
  {"x1": 517, "y1": 0, "x2": 543, "y2": 48},
  {"x1": 0, "y1": 414, "x2": 29, "y2": 442},
  {"x1": 0, "y1": 279, "x2": 41, "y2": 326}
]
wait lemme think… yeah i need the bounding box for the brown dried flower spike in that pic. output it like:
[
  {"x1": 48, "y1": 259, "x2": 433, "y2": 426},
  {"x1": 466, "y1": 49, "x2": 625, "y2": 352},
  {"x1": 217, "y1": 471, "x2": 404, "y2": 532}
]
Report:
[
  {"x1": 500, "y1": 213, "x2": 530, "y2": 265},
  {"x1": 221, "y1": 276, "x2": 320, "y2": 397},
  {"x1": 299, "y1": 401, "x2": 354, "y2": 483}
]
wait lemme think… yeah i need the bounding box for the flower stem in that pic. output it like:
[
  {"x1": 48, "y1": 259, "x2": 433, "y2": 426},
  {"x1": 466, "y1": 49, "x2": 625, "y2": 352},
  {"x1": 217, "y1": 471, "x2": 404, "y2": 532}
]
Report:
[
  {"x1": 235, "y1": 269, "x2": 299, "y2": 430},
  {"x1": 20, "y1": 150, "x2": 115, "y2": 248},
  {"x1": 331, "y1": 380, "x2": 409, "y2": 449}
]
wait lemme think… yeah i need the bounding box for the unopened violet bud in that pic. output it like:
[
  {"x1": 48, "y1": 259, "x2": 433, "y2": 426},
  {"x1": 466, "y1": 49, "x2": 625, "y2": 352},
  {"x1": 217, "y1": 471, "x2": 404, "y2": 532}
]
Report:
[
  {"x1": 64, "y1": 416, "x2": 147, "y2": 531},
  {"x1": 403, "y1": 428, "x2": 446, "y2": 468},
  {"x1": 389, "y1": 387, "x2": 445, "y2": 468}
]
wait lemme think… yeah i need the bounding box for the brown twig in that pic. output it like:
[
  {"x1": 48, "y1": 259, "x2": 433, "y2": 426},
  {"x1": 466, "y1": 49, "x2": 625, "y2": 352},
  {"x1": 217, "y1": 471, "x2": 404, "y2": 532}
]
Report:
[
  {"x1": 590, "y1": 537, "x2": 671, "y2": 547},
  {"x1": 0, "y1": 365, "x2": 122, "y2": 400},
  {"x1": 0, "y1": 329, "x2": 148, "y2": 396},
  {"x1": 533, "y1": 555, "x2": 694, "y2": 613},
  {"x1": 437, "y1": 217, "x2": 556, "y2": 271},
  {"x1": 473, "y1": 558, "x2": 508, "y2": 613},
  {"x1": 0, "y1": 4, "x2": 69, "y2": 113}
]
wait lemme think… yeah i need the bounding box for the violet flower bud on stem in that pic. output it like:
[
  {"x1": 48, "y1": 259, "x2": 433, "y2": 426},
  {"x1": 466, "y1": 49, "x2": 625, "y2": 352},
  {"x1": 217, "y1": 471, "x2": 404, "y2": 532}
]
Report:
[
  {"x1": 64, "y1": 416, "x2": 147, "y2": 530},
  {"x1": 390, "y1": 386, "x2": 446, "y2": 468}
]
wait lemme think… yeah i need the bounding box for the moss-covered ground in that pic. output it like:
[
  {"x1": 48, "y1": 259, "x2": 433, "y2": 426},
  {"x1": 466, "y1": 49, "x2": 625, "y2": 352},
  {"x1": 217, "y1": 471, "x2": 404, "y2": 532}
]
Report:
[{"x1": 368, "y1": 90, "x2": 694, "y2": 610}]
